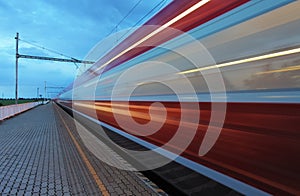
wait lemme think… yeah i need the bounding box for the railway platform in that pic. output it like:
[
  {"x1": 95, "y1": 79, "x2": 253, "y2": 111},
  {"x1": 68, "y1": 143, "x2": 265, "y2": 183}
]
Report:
[{"x1": 0, "y1": 103, "x2": 161, "y2": 195}]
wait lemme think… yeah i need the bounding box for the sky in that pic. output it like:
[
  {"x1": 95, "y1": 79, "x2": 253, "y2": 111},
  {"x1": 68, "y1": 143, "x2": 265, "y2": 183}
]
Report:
[{"x1": 0, "y1": 0, "x2": 170, "y2": 98}]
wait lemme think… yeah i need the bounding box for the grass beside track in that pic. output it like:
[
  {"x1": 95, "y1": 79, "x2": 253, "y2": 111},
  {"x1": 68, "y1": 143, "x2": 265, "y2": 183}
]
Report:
[{"x1": 0, "y1": 99, "x2": 40, "y2": 106}]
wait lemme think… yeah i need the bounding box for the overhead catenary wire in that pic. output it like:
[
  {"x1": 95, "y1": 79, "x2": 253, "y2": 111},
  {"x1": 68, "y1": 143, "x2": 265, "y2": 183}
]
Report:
[
  {"x1": 17, "y1": 0, "x2": 169, "y2": 70},
  {"x1": 19, "y1": 0, "x2": 169, "y2": 62},
  {"x1": 117, "y1": 0, "x2": 169, "y2": 42},
  {"x1": 107, "y1": 0, "x2": 168, "y2": 40},
  {"x1": 132, "y1": 0, "x2": 168, "y2": 27},
  {"x1": 18, "y1": 38, "x2": 76, "y2": 60},
  {"x1": 106, "y1": 0, "x2": 143, "y2": 37},
  {"x1": 17, "y1": 38, "x2": 94, "y2": 68}
]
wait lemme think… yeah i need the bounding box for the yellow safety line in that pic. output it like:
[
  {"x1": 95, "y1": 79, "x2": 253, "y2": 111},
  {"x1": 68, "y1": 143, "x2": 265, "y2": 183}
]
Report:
[{"x1": 55, "y1": 105, "x2": 110, "y2": 196}]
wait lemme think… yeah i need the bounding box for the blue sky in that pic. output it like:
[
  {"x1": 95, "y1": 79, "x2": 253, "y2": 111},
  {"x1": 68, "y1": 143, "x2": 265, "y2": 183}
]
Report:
[{"x1": 0, "y1": 0, "x2": 169, "y2": 98}]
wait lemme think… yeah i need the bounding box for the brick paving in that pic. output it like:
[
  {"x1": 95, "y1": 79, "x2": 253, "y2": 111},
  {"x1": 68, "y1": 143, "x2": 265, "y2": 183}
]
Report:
[{"x1": 0, "y1": 103, "x2": 159, "y2": 195}]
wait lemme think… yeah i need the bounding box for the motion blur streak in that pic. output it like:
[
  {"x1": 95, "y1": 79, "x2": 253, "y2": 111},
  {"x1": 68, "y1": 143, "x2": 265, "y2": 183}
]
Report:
[
  {"x1": 178, "y1": 47, "x2": 300, "y2": 74},
  {"x1": 94, "y1": 0, "x2": 211, "y2": 72},
  {"x1": 56, "y1": 0, "x2": 300, "y2": 195},
  {"x1": 256, "y1": 64, "x2": 300, "y2": 75},
  {"x1": 60, "y1": 100, "x2": 300, "y2": 195}
]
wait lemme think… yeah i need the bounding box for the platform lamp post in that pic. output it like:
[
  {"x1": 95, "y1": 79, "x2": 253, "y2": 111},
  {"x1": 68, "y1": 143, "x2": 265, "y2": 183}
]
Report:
[
  {"x1": 15, "y1": 32, "x2": 19, "y2": 104},
  {"x1": 44, "y1": 81, "x2": 46, "y2": 104},
  {"x1": 37, "y1": 87, "x2": 39, "y2": 100}
]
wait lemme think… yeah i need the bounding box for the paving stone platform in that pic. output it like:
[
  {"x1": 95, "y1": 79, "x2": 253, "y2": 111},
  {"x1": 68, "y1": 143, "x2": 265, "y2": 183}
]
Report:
[{"x1": 0, "y1": 103, "x2": 159, "y2": 195}]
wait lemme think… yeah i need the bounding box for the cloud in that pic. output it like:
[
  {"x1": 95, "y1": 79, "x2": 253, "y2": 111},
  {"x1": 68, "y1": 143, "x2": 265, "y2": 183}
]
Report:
[{"x1": 0, "y1": 0, "x2": 171, "y2": 98}]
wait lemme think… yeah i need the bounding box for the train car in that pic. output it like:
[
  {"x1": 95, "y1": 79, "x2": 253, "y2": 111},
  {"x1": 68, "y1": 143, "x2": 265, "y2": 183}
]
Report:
[{"x1": 56, "y1": 0, "x2": 300, "y2": 195}]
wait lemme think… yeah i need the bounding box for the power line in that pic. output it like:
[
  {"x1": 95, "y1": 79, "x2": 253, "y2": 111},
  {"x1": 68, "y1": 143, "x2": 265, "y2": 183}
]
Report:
[
  {"x1": 17, "y1": 37, "x2": 94, "y2": 68},
  {"x1": 18, "y1": 38, "x2": 75, "y2": 60},
  {"x1": 117, "y1": 0, "x2": 168, "y2": 41},
  {"x1": 107, "y1": 0, "x2": 143, "y2": 37},
  {"x1": 132, "y1": 0, "x2": 168, "y2": 28}
]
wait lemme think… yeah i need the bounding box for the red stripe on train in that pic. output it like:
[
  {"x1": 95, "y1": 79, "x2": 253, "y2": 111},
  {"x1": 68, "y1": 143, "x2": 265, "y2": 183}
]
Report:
[{"x1": 60, "y1": 100, "x2": 300, "y2": 195}]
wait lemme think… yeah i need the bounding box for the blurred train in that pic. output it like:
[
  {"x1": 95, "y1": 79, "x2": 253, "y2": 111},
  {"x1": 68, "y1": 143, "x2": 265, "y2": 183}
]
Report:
[{"x1": 55, "y1": 0, "x2": 300, "y2": 195}]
